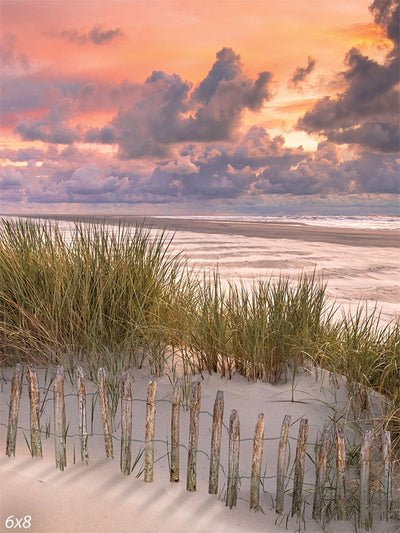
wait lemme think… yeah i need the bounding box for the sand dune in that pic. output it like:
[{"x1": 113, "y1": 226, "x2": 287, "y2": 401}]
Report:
[
  {"x1": 0, "y1": 366, "x2": 396, "y2": 533},
  {"x1": 1, "y1": 215, "x2": 399, "y2": 532}
]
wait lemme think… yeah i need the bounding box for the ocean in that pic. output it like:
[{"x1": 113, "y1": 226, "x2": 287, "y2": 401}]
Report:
[{"x1": 152, "y1": 214, "x2": 400, "y2": 231}]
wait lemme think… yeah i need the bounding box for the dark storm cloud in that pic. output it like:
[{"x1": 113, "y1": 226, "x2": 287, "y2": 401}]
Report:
[
  {"x1": 16, "y1": 121, "x2": 78, "y2": 144},
  {"x1": 328, "y1": 121, "x2": 399, "y2": 152},
  {"x1": 370, "y1": 0, "x2": 400, "y2": 49},
  {"x1": 346, "y1": 151, "x2": 400, "y2": 193},
  {"x1": 86, "y1": 126, "x2": 117, "y2": 144},
  {"x1": 288, "y1": 56, "x2": 316, "y2": 89},
  {"x1": 113, "y1": 48, "x2": 273, "y2": 158},
  {"x1": 55, "y1": 26, "x2": 124, "y2": 46},
  {"x1": 297, "y1": 0, "x2": 399, "y2": 153},
  {"x1": 193, "y1": 48, "x2": 243, "y2": 103}
]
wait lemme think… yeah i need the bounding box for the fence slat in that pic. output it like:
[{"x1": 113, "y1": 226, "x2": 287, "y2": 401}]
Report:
[
  {"x1": 250, "y1": 413, "x2": 264, "y2": 511},
  {"x1": 75, "y1": 367, "x2": 89, "y2": 464},
  {"x1": 209, "y1": 390, "x2": 224, "y2": 495},
  {"x1": 382, "y1": 431, "x2": 392, "y2": 521},
  {"x1": 26, "y1": 365, "x2": 42, "y2": 458},
  {"x1": 54, "y1": 366, "x2": 66, "y2": 471},
  {"x1": 291, "y1": 418, "x2": 308, "y2": 516},
  {"x1": 120, "y1": 371, "x2": 132, "y2": 475},
  {"x1": 145, "y1": 376, "x2": 157, "y2": 482},
  {"x1": 6, "y1": 364, "x2": 23, "y2": 457},
  {"x1": 98, "y1": 368, "x2": 114, "y2": 459},
  {"x1": 312, "y1": 428, "x2": 330, "y2": 520},
  {"x1": 335, "y1": 426, "x2": 347, "y2": 520},
  {"x1": 276, "y1": 414, "x2": 291, "y2": 514},
  {"x1": 170, "y1": 378, "x2": 181, "y2": 482},
  {"x1": 360, "y1": 430, "x2": 372, "y2": 531},
  {"x1": 226, "y1": 409, "x2": 240, "y2": 509},
  {"x1": 186, "y1": 381, "x2": 201, "y2": 492}
]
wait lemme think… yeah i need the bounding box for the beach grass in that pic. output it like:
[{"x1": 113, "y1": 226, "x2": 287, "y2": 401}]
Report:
[
  {"x1": 0, "y1": 218, "x2": 399, "y2": 441},
  {"x1": 0, "y1": 218, "x2": 188, "y2": 372}
]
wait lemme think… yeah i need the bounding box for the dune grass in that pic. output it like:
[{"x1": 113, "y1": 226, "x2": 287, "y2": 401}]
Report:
[
  {"x1": 0, "y1": 219, "x2": 188, "y2": 373},
  {"x1": 0, "y1": 218, "x2": 399, "y2": 441},
  {"x1": 183, "y1": 271, "x2": 329, "y2": 383}
]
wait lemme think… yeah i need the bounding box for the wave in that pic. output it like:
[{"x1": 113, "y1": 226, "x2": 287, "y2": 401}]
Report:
[{"x1": 152, "y1": 214, "x2": 400, "y2": 231}]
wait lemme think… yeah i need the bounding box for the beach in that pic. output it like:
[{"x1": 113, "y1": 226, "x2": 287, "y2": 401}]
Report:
[
  {"x1": 31, "y1": 214, "x2": 400, "y2": 323},
  {"x1": 0, "y1": 364, "x2": 396, "y2": 533},
  {"x1": 0, "y1": 215, "x2": 399, "y2": 533}
]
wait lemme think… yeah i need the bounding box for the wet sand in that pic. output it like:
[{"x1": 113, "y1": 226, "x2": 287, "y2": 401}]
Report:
[{"x1": 30, "y1": 214, "x2": 400, "y2": 248}]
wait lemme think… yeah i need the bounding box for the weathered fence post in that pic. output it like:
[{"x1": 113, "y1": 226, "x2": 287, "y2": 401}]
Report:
[
  {"x1": 382, "y1": 431, "x2": 392, "y2": 521},
  {"x1": 6, "y1": 364, "x2": 22, "y2": 457},
  {"x1": 250, "y1": 413, "x2": 265, "y2": 511},
  {"x1": 335, "y1": 426, "x2": 347, "y2": 520},
  {"x1": 145, "y1": 376, "x2": 157, "y2": 482},
  {"x1": 312, "y1": 428, "x2": 330, "y2": 520},
  {"x1": 120, "y1": 371, "x2": 132, "y2": 475},
  {"x1": 75, "y1": 367, "x2": 89, "y2": 464},
  {"x1": 54, "y1": 366, "x2": 66, "y2": 470},
  {"x1": 360, "y1": 430, "x2": 372, "y2": 531},
  {"x1": 276, "y1": 414, "x2": 291, "y2": 514},
  {"x1": 226, "y1": 409, "x2": 240, "y2": 509},
  {"x1": 209, "y1": 390, "x2": 224, "y2": 495},
  {"x1": 291, "y1": 418, "x2": 308, "y2": 516},
  {"x1": 170, "y1": 378, "x2": 181, "y2": 482},
  {"x1": 186, "y1": 381, "x2": 201, "y2": 492},
  {"x1": 98, "y1": 368, "x2": 114, "y2": 459},
  {"x1": 26, "y1": 365, "x2": 42, "y2": 457}
]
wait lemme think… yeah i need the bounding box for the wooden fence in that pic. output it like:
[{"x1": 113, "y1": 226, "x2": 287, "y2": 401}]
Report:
[{"x1": 4, "y1": 363, "x2": 395, "y2": 531}]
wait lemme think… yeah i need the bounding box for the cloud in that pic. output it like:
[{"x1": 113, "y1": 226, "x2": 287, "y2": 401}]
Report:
[
  {"x1": 0, "y1": 166, "x2": 23, "y2": 190},
  {"x1": 346, "y1": 150, "x2": 400, "y2": 193},
  {"x1": 163, "y1": 156, "x2": 200, "y2": 175},
  {"x1": 7, "y1": 47, "x2": 272, "y2": 153},
  {"x1": 288, "y1": 56, "x2": 316, "y2": 89},
  {"x1": 86, "y1": 126, "x2": 117, "y2": 144},
  {"x1": 192, "y1": 48, "x2": 243, "y2": 103},
  {"x1": 0, "y1": 33, "x2": 29, "y2": 69},
  {"x1": 370, "y1": 0, "x2": 400, "y2": 50},
  {"x1": 15, "y1": 87, "x2": 79, "y2": 144},
  {"x1": 56, "y1": 26, "x2": 124, "y2": 46},
  {"x1": 112, "y1": 48, "x2": 273, "y2": 158},
  {"x1": 328, "y1": 121, "x2": 399, "y2": 152},
  {"x1": 15, "y1": 121, "x2": 78, "y2": 144},
  {"x1": 2, "y1": 125, "x2": 399, "y2": 210},
  {"x1": 297, "y1": 0, "x2": 399, "y2": 153},
  {"x1": 0, "y1": 147, "x2": 43, "y2": 162}
]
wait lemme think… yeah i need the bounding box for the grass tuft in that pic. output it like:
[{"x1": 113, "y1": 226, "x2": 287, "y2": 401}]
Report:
[{"x1": 0, "y1": 218, "x2": 399, "y2": 444}]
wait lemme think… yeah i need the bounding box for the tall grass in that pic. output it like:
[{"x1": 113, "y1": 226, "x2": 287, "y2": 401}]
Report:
[
  {"x1": 184, "y1": 272, "x2": 329, "y2": 383},
  {"x1": 313, "y1": 308, "x2": 400, "y2": 438},
  {"x1": 0, "y1": 219, "x2": 188, "y2": 373},
  {"x1": 0, "y1": 218, "x2": 399, "y2": 439}
]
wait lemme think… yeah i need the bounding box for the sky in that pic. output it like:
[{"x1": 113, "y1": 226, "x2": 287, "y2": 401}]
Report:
[{"x1": 0, "y1": 0, "x2": 399, "y2": 215}]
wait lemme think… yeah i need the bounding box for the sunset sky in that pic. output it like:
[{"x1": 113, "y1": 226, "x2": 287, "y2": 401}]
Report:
[{"x1": 1, "y1": 0, "x2": 399, "y2": 215}]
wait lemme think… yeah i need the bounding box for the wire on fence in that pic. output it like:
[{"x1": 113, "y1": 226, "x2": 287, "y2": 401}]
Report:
[{"x1": 1, "y1": 365, "x2": 395, "y2": 528}]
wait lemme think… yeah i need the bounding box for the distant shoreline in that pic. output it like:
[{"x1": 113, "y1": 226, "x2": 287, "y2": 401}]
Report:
[{"x1": 13, "y1": 213, "x2": 400, "y2": 248}]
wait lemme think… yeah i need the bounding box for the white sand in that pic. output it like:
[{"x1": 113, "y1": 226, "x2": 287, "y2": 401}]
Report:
[
  {"x1": 0, "y1": 366, "x2": 397, "y2": 533},
  {"x1": 1, "y1": 218, "x2": 399, "y2": 532},
  {"x1": 164, "y1": 229, "x2": 400, "y2": 324}
]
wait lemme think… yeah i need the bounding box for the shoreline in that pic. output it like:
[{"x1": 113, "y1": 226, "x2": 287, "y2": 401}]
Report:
[{"x1": 17, "y1": 214, "x2": 400, "y2": 248}]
